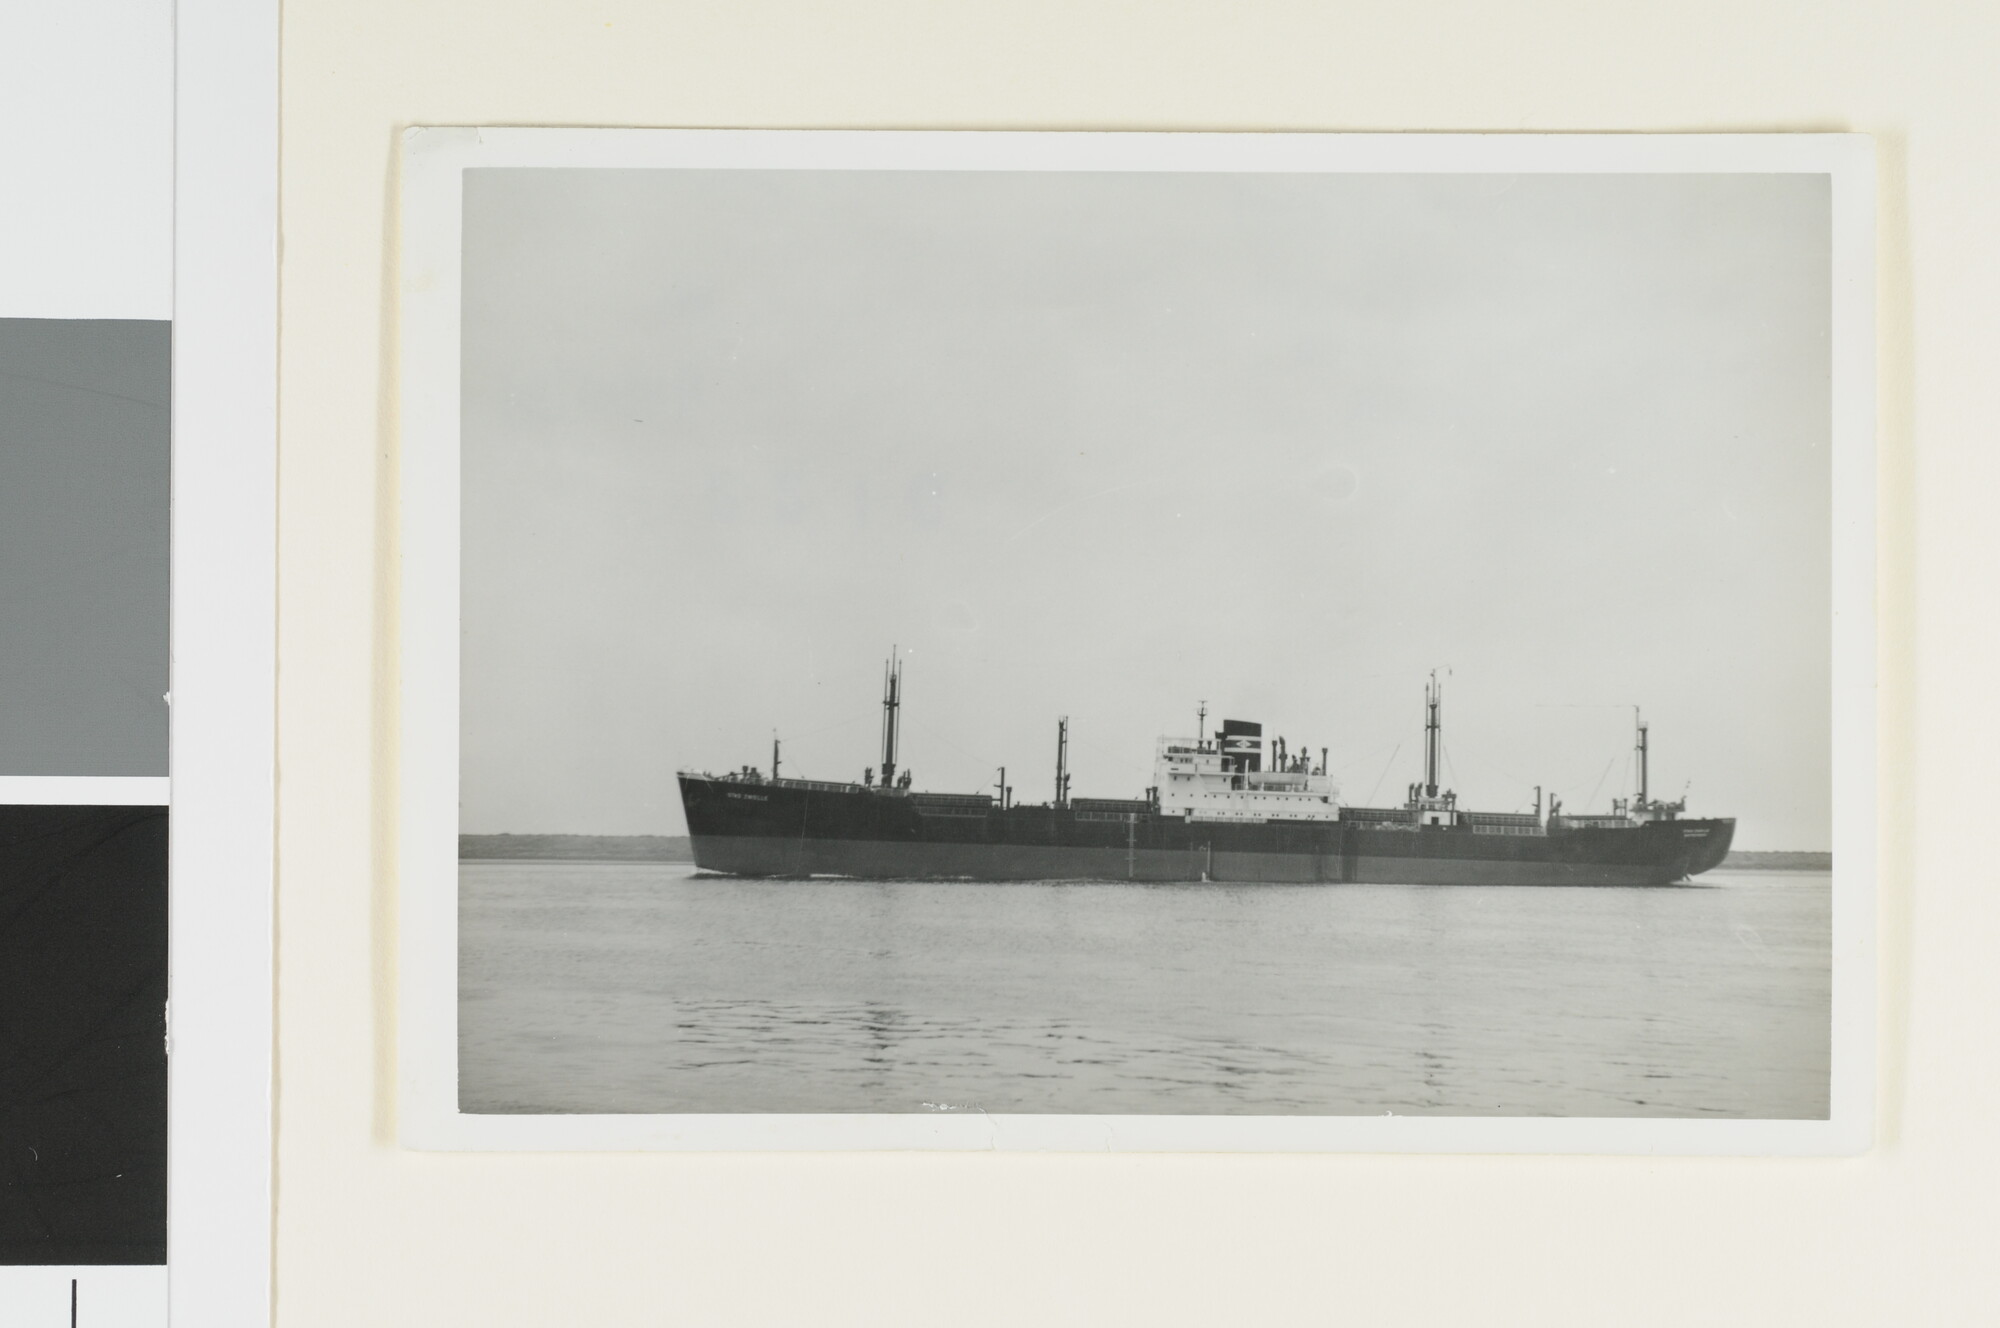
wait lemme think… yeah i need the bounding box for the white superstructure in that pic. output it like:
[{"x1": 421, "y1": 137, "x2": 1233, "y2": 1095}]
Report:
[{"x1": 1153, "y1": 725, "x2": 1341, "y2": 823}]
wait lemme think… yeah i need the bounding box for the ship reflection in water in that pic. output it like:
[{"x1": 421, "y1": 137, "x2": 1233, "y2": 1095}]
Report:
[{"x1": 458, "y1": 861, "x2": 1831, "y2": 1118}]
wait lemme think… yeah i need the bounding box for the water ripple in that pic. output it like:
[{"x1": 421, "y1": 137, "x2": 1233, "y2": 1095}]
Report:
[{"x1": 459, "y1": 863, "x2": 1831, "y2": 1117}]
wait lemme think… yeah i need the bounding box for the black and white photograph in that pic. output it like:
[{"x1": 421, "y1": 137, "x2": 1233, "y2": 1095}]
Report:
[{"x1": 400, "y1": 131, "x2": 1874, "y2": 1150}]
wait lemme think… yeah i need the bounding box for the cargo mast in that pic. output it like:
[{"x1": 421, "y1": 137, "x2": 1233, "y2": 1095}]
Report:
[
  {"x1": 1424, "y1": 670, "x2": 1442, "y2": 797},
  {"x1": 1635, "y1": 711, "x2": 1649, "y2": 805},
  {"x1": 879, "y1": 652, "x2": 903, "y2": 788},
  {"x1": 1054, "y1": 717, "x2": 1070, "y2": 808}
]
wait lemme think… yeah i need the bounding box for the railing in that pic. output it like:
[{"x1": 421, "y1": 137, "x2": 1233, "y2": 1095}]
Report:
[
  {"x1": 771, "y1": 777, "x2": 858, "y2": 793},
  {"x1": 1072, "y1": 797, "x2": 1151, "y2": 814},
  {"x1": 1554, "y1": 816, "x2": 1636, "y2": 831},
  {"x1": 1465, "y1": 811, "x2": 1540, "y2": 828},
  {"x1": 1340, "y1": 807, "x2": 1416, "y2": 825},
  {"x1": 910, "y1": 792, "x2": 997, "y2": 817}
]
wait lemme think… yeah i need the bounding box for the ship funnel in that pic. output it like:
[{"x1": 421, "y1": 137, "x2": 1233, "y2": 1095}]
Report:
[{"x1": 1218, "y1": 719, "x2": 1262, "y2": 774}]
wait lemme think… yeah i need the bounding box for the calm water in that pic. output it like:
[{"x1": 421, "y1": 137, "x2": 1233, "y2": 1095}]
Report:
[{"x1": 459, "y1": 862, "x2": 1831, "y2": 1117}]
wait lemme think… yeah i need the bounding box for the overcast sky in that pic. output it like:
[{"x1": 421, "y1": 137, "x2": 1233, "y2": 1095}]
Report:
[{"x1": 460, "y1": 168, "x2": 1830, "y2": 850}]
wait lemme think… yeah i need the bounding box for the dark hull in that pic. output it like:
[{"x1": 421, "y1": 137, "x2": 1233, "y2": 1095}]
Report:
[{"x1": 679, "y1": 775, "x2": 1735, "y2": 887}]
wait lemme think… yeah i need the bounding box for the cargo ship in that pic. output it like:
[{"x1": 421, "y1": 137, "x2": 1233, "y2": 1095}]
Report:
[{"x1": 677, "y1": 661, "x2": 1734, "y2": 886}]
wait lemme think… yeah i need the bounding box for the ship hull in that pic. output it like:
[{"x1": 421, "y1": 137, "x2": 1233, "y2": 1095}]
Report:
[{"x1": 679, "y1": 775, "x2": 1735, "y2": 887}]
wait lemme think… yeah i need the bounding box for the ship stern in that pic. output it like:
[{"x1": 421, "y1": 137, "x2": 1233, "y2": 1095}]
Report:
[{"x1": 1677, "y1": 817, "x2": 1736, "y2": 879}]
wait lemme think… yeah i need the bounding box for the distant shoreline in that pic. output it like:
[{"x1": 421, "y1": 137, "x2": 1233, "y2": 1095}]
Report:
[
  {"x1": 460, "y1": 833, "x2": 695, "y2": 862},
  {"x1": 458, "y1": 833, "x2": 1828, "y2": 872},
  {"x1": 1715, "y1": 850, "x2": 1832, "y2": 871}
]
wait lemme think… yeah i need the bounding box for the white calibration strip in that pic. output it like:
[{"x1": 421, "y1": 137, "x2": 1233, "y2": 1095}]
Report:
[
  {"x1": 0, "y1": 778, "x2": 170, "y2": 806},
  {"x1": 0, "y1": 1267, "x2": 167, "y2": 1327}
]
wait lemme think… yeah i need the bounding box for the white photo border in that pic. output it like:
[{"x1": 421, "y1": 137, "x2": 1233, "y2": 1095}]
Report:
[
  {"x1": 399, "y1": 129, "x2": 1876, "y2": 1154},
  {"x1": 170, "y1": 0, "x2": 278, "y2": 1319}
]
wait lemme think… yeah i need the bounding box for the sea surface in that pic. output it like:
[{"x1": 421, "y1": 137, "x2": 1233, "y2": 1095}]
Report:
[{"x1": 458, "y1": 862, "x2": 1831, "y2": 1117}]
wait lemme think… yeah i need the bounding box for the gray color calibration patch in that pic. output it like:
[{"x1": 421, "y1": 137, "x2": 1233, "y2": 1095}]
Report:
[{"x1": 0, "y1": 319, "x2": 169, "y2": 776}]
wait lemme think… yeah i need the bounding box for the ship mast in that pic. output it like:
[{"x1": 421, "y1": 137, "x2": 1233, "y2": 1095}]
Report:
[
  {"x1": 879, "y1": 651, "x2": 902, "y2": 788},
  {"x1": 1635, "y1": 710, "x2": 1649, "y2": 806},
  {"x1": 1054, "y1": 716, "x2": 1070, "y2": 809},
  {"x1": 1424, "y1": 670, "x2": 1442, "y2": 797}
]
